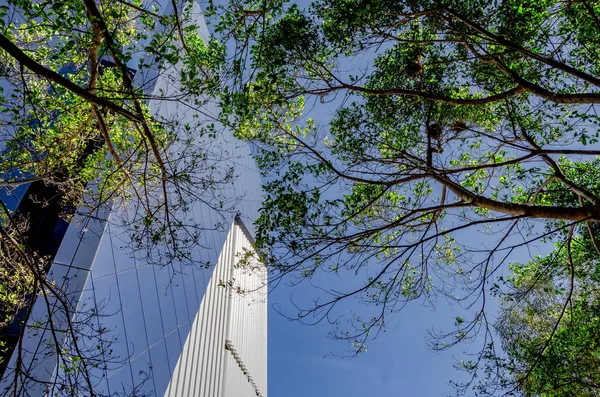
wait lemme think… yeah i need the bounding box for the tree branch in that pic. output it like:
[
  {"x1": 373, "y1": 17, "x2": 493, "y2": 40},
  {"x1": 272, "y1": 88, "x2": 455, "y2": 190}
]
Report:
[
  {"x1": 442, "y1": 5, "x2": 600, "y2": 88},
  {"x1": 0, "y1": 32, "x2": 143, "y2": 123},
  {"x1": 433, "y1": 174, "x2": 600, "y2": 221}
]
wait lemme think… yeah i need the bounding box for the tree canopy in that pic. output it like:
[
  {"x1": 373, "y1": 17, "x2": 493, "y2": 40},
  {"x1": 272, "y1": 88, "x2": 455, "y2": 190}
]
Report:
[
  {"x1": 1, "y1": 0, "x2": 600, "y2": 394},
  {"x1": 0, "y1": 1, "x2": 229, "y2": 393},
  {"x1": 210, "y1": 0, "x2": 600, "y2": 394}
]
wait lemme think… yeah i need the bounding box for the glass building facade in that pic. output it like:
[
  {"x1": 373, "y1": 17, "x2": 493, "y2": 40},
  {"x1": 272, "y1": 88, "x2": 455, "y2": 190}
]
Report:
[{"x1": 0, "y1": 2, "x2": 267, "y2": 396}]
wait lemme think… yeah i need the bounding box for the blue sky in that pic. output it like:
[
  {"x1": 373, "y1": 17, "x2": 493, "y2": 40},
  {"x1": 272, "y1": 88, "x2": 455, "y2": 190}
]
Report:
[
  {"x1": 264, "y1": 217, "x2": 550, "y2": 396},
  {"x1": 268, "y1": 282, "x2": 471, "y2": 397},
  {"x1": 196, "y1": 0, "x2": 555, "y2": 394},
  {"x1": 263, "y1": 214, "x2": 549, "y2": 396},
  {"x1": 262, "y1": 57, "x2": 478, "y2": 397},
  {"x1": 261, "y1": 25, "x2": 477, "y2": 396}
]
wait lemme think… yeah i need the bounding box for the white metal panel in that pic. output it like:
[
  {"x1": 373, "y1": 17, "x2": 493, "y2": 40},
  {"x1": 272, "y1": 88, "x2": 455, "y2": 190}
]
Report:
[
  {"x1": 165, "y1": 220, "x2": 267, "y2": 397},
  {"x1": 223, "y1": 226, "x2": 268, "y2": 397}
]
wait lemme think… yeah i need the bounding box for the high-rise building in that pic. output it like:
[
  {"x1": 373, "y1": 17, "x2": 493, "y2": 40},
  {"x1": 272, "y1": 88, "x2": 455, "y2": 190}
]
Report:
[{"x1": 0, "y1": 3, "x2": 267, "y2": 396}]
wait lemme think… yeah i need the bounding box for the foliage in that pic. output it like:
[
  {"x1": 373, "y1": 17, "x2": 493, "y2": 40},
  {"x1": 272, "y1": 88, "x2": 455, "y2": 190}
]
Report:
[
  {"x1": 0, "y1": 214, "x2": 36, "y2": 329},
  {"x1": 482, "y1": 183, "x2": 600, "y2": 396},
  {"x1": 494, "y1": 239, "x2": 600, "y2": 397},
  {"x1": 0, "y1": 0, "x2": 229, "y2": 394},
  {"x1": 209, "y1": 0, "x2": 600, "y2": 395}
]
